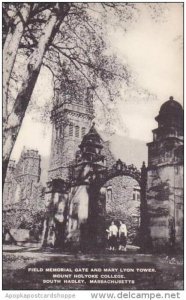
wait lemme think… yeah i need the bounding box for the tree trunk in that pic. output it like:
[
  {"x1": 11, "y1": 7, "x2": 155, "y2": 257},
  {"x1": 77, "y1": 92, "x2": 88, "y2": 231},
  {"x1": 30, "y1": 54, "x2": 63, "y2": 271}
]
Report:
[
  {"x1": 2, "y1": 158, "x2": 9, "y2": 189},
  {"x1": 3, "y1": 4, "x2": 31, "y2": 120},
  {"x1": 41, "y1": 217, "x2": 50, "y2": 248},
  {"x1": 3, "y1": 3, "x2": 71, "y2": 189}
]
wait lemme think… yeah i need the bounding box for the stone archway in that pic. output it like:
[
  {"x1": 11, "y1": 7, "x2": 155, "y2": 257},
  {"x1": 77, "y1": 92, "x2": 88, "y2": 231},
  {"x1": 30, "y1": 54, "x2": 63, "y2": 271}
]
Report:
[
  {"x1": 81, "y1": 159, "x2": 149, "y2": 251},
  {"x1": 42, "y1": 159, "x2": 150, "y2": 252},
  {"x1": 103, "y1": 175, "x2": 141, "y2": 246},
  {"x1": 42, "y1": 122, "x2": 150, "y2": 252}
]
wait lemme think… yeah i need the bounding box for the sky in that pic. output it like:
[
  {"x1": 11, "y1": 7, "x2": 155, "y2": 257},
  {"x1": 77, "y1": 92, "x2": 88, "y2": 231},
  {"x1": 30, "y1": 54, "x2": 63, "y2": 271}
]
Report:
[{"x1": 11, "y1": 3, "x2": 183, "y2": 161}]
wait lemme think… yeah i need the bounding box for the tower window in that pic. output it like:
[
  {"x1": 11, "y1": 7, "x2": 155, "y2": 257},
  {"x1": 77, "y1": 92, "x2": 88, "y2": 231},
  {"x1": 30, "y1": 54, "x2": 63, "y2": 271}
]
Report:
[
  {"x1": 107, "y1": 186, "x2": 112, "y2": 201},
  {"x1": 82, "y1": 127, "x2": 86, "y2": 137},
  {"x1": 56, "y1": 127, "x2": 59, "y2": 139},
  {"x1": 133, "y1": 188, "x2": 141, "y2": 201},
  {"x1": 60, "y1": 124, "x2": 63, "y2": 137},
  {"x1": 175, "y1": 166, "x2": 180, "y2": 174},
  {"x1": 69, "y1": 124, "x2": 73, "y2": 136},
  {"x1": 75, "y1": 126, "x2": 80, "y2": 138}
]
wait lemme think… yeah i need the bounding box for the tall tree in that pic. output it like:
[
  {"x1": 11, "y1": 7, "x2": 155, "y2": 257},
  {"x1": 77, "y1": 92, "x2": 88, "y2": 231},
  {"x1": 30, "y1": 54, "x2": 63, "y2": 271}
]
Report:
[
  {"x1": 2, "y1": 3, "x2": 164, "y2": 187},
  {"x1": 3, "y1": 2, "x2": 132, "y2": 187},
  {"x1": 3, "y1": 3, "x2": 71, "y2": 186}
]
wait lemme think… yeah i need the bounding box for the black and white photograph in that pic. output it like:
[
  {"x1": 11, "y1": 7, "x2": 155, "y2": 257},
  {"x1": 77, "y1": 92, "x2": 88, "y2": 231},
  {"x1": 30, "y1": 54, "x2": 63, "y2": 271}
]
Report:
[{"x1": 2, "y1": 1, "x2": 184, "y2": 292}]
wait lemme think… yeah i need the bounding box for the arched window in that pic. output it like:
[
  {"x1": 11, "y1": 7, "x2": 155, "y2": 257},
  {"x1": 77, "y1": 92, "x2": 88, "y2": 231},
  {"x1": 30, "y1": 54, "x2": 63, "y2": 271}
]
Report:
[
  {"x1": 60, "y1": 124, "x2": 63, "y2": 137},
  {"x1": 75, "y1": 126, "x2": 80, "y2": 138},
  {"x1": 69, "y1": 124, "x2": 73, "y2": 136},
  {"x1": 56, "y1": 127, "x2": 60, "y2": 139},
  {"x1": 153, "y1": 132, "x2": 157, "y2": 141},
  {"x1": 107, "y1": 186, "x2": 112, "y2": 201},
  {"x1": 132, "y1": 187, "x2": 141, "y2": 201},
  {"x1": 56, "y1": 127, "x2": 58, "y2": 139},
  {"x1": 81, "y1": 127, "x2": 86, "y2": 137},
  {"x1": 15, "y1": 184, "x2": 21, "y2": 203}
]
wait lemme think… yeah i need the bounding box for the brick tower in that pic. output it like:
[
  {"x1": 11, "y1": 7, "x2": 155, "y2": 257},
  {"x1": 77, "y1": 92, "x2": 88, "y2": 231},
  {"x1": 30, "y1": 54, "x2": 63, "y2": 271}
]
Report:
[
  {"x1": 48, "y1": 84, "x2": 94, "y2": 181},
  {"x1": 16, "y1": 148, "x2": 41, "y2": 184},
  {"x1": 3, "y1": 148, "x2": 41, "y2": 206}
]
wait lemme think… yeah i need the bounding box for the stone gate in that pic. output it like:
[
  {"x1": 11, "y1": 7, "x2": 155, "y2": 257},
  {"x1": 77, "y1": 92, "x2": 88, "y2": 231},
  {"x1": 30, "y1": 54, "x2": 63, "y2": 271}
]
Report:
[{"x1": 42, "y1": 124, "x2": 149, "y2": 251}]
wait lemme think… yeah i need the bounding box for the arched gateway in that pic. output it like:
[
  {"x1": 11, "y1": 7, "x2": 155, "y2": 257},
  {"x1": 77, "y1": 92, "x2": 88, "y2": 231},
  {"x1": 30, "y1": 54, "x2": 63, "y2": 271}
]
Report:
[{"x1": 42, "y1": 124, "x2": 149, "y2": 251}]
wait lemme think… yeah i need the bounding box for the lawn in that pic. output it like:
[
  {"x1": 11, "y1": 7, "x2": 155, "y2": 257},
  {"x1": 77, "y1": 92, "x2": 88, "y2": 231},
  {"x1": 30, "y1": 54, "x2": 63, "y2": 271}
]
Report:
[{"x1": 2, "y1": 247, "x2": 184, "y2": 290}]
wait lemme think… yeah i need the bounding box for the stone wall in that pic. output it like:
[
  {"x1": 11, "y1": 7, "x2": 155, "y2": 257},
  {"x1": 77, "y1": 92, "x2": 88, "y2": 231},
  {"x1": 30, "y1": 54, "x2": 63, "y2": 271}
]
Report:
[
  {"x1": 3, "y1": 149, "x2": 45, "y2": 241},
  {"x1": 147, "y1": 163, "x2": 183, "y2": 250},
  {"x1": 3, "y1": 182, "x2": 45, "y2": 235},
  {"x1": 3, "y1": 149, "x2": 41, "y2": 206},
  {"x1": 105, "y1": 176, "x2": 140, "y2": 243}
]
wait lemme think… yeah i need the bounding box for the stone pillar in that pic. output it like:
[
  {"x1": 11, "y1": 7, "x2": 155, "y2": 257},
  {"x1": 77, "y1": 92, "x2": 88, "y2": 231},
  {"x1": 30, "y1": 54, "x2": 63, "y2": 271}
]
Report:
[
  {"x1": 139, "y1": 162, "x2": 152, "y2": 252},
  {"x1": 41, "y1": 179, "x2": 69, "y2": 249},
  {"x1": 41, "y1": 192, "x2": 55, "y2": 248},
  {"x1": 86, "y1": 184, "x2": 106, "y2": 251},
  {"x1": 65, "y1": 184, "x2": 89, "y2": 250}
]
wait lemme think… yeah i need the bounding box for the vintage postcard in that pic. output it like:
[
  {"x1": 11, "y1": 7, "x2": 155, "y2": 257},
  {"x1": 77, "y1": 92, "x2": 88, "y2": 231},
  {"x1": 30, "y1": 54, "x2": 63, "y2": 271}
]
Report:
[{"x1": 2, "y1": 2, "x2": 183, "y2": 291}]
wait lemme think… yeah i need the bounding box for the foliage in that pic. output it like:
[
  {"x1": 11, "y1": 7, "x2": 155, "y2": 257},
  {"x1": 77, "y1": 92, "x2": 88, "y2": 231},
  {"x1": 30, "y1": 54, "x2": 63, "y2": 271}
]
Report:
[
  {"x1": 2, "y1": 3, "x2": 168, "y2": 184},
  {"x1": 147, "y1": 176, "x2": 171, "y2": 201}
]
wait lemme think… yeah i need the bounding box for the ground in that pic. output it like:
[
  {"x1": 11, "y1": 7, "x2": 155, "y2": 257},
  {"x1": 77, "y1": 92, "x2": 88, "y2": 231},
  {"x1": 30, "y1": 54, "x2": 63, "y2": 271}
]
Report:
[{"x1": 2, "y1": 245, "x2": 183, "y2": 290}]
